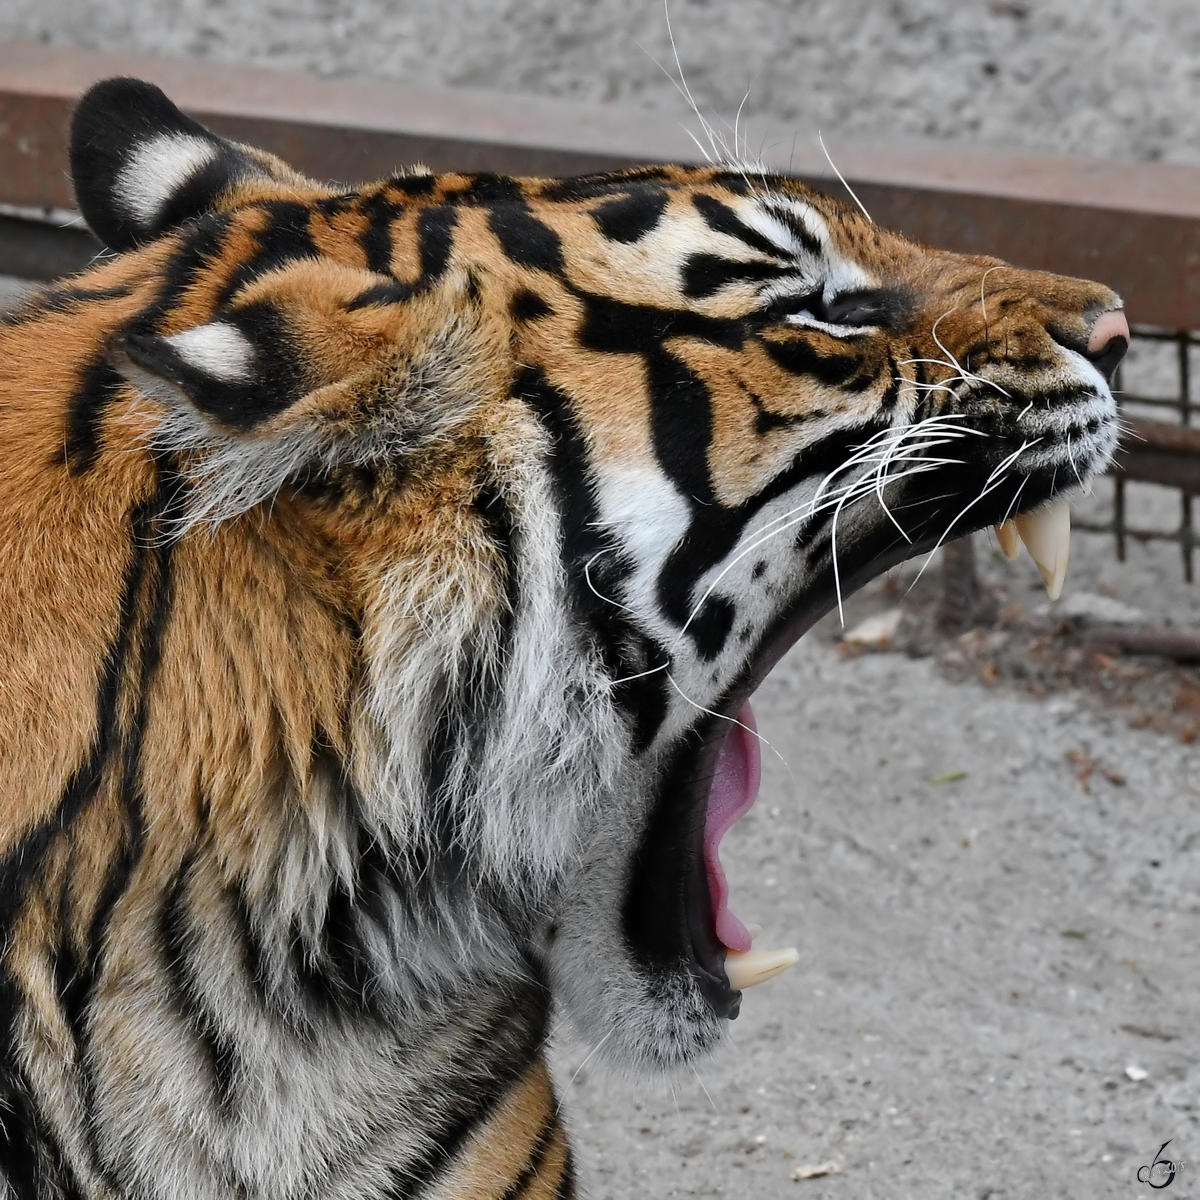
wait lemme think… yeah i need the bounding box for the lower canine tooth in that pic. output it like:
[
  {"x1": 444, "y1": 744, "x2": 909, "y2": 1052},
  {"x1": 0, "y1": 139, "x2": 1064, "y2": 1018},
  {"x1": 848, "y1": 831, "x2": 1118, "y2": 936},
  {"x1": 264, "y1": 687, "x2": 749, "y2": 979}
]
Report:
[
  {"x1": 725, "y1": 947, "x2": 799, "y2": 991},
  {"x1": 1015, "y1": 499, "x2": 1071, "y2": 601},
  {"x1": 995, "y1": 521, "x2": 1020, "y2": 560}
]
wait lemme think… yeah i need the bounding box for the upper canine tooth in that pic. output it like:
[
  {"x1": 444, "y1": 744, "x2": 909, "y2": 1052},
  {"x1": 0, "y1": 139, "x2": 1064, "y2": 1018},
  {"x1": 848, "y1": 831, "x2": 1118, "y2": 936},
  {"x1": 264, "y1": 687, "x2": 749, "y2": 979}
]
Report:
[
  {"x1": 1015, "y1": 499, "x2": 1071, "y2": 601},
  {"x1": 995, "y1": 521, "x2": 1020, "y2": 560},
  {"x1": 725, "y1": 946, "x2": 799, "y2": 992}
]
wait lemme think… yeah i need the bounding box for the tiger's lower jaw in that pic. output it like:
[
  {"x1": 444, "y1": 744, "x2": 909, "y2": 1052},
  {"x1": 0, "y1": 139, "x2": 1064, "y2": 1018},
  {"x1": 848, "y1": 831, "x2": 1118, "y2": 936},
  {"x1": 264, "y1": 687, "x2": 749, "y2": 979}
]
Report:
[{"x1": 551, "y1": 459, "x2": 1111, "y2": 1074}]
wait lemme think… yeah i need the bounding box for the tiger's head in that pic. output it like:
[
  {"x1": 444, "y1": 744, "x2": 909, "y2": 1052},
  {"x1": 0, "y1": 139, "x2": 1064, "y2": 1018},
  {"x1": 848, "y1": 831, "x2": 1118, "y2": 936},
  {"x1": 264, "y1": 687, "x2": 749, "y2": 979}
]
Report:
[{"x1": 39, "y1": 80, "x2": 1124, "y2": 1073}]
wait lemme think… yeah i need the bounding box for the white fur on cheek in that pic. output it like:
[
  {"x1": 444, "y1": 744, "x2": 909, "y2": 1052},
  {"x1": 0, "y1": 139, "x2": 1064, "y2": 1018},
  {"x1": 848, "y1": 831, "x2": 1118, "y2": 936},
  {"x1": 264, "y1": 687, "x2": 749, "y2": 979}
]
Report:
[
  {"x1": 115, "y1": 132, "x2": 220, "y2": 228},
  {"x1": 166, "y1": 323, "x2": 255, "y2": 383}
]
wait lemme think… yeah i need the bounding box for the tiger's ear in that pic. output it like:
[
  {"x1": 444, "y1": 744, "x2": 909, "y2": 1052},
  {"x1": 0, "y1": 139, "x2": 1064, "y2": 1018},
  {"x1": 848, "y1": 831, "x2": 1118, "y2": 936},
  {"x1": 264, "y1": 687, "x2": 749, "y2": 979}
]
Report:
[
  {"x1": 114, "y1": 259, "x2": 498, "y2": 473},
  {"x1": 114, "y1": 304, "x2": 311, "y2": 432},
  {"x1": 70, "y1": 77, "x2": 297, "y2": 252}
]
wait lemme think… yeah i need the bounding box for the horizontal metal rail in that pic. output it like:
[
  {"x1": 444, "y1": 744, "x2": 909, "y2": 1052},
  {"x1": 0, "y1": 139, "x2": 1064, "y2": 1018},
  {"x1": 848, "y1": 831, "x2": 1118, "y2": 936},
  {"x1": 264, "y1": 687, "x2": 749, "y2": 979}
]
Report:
[
  {"x1": 4, "y1": 39, "x2": 1200, "y2": 331},
  {"x1": 6, "y1": 42, "x2": 1200, "y2": 579}
]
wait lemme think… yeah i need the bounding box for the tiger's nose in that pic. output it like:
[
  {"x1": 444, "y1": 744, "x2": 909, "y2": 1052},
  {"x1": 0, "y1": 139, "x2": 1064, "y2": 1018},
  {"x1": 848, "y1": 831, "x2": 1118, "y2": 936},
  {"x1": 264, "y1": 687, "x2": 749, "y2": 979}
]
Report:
[{"x1": 1085, "y1": 309, "x2": 1129, "y2": 382}]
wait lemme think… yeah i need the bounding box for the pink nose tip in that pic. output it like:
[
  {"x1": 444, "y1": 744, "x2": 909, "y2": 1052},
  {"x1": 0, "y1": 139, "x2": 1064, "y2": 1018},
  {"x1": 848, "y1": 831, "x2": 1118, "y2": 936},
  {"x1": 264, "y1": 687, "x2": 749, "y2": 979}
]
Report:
[
  {"x1": 1085, "y1": 308, "x2": 1129, "y2": 382},
  {"x1": 1087, "y1": 308, "x2": 1130, "y2": 355}
]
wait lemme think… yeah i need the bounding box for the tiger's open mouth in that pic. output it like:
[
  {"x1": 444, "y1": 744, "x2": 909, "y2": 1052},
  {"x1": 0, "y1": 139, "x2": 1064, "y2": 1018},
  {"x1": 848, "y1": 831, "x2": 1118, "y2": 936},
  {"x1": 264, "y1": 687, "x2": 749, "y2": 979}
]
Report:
[
  {"x1": 614, "y1": 301, "x2": 1124, "y2": 1030},
  {"x1": 623, "y1": 480, "x2": 1081, "y2": 1019},
  {"x1": 701, "y1": 703, "x2": 799, "y2": 990}
]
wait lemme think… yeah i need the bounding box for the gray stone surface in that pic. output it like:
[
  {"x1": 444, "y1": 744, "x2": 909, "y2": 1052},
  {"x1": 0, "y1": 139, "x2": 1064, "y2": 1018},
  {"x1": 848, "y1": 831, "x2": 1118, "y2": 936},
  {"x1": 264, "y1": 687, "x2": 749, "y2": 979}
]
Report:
[
  {"x1": 4, "y1": 5, "x2": 1199, "y2": 1196},
  {"x1": 6, "y1": 1, "x2": 1200, "y2": 164}
]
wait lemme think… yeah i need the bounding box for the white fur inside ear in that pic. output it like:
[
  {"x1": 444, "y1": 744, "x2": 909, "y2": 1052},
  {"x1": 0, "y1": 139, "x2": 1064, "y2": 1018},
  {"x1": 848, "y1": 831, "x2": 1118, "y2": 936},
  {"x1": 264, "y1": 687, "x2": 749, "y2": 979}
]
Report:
[
  {"x1": 115, "y1": 132, "x2": 220, "y2": 228},
  {"x1": 165, "y1": 322, "x2": 255, "y2": 383}
]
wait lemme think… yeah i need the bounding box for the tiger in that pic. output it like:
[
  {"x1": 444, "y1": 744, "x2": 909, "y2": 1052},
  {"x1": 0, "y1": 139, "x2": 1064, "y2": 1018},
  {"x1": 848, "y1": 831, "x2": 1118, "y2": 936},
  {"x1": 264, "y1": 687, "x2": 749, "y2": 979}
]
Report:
[{"x1": 0, "y1": 76, "x2": 1127, "y2": 1198}]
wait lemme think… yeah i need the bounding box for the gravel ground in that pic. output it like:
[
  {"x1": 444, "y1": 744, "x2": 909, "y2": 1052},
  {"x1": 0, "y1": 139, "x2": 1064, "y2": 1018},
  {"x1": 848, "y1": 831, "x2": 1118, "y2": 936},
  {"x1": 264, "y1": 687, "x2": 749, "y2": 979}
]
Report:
[
  {"x1": 7, "y1": 0, "x2": 1200, "y2": 164},
  {"x1": 553, "y1": 630, "x2": 1200, "y2": 1199},
  {"x1": 6, "y1": 3, "x2": 1200, "y2": 1196}
]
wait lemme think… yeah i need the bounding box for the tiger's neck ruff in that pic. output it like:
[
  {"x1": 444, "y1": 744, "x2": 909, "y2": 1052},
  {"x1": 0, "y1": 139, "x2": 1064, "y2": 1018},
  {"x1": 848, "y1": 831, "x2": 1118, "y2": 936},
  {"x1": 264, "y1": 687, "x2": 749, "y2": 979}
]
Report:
[{"x1": 0, "y1": 79, "x2": 1124, "y2": 1198}]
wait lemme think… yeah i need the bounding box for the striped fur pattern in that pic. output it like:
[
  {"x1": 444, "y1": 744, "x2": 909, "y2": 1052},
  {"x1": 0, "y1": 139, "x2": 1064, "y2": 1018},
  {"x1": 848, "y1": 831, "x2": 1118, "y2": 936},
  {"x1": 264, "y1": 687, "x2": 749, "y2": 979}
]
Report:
[{"x1": 0, "y1": 78, "x2": 1121, "y2": 1197}]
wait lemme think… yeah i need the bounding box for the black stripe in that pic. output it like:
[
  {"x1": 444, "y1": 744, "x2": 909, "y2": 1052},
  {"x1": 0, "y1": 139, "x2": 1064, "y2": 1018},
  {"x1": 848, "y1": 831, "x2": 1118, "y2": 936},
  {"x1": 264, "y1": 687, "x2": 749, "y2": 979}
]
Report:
[
  {"x1": 514, "y1": 366, "x2": 670, "y2": 748},
  {"x1": 688, "y1": 595, "x2": 736, "y2": 661},
  {"x1": 590, "y1": 187, "x2": 668, "y2": 243},
  {"x1": 313, "y1": 875, "x2": 376, "y2": 1020},
  {"x1": 747, "y1": 383, "x2": 807, "y2": 436},
  {"x1": 555, "y1": 1149, "x2": 577, "y2": 1199},
  {"x1": 381, "y1": 978, "x2": 551, "y2": 1199},
  {"x1": 487, "y1": 202, "x2": 563, "y2": 274},
  {"x1": 85, "y1": 473, "x2": 176, "y2": 989},
  {"x1": 69, "y1": 216, "x2": 231, "y2": 468},
  {"x1": 214, "y1": 201, "x2": 320, "y2": 307},
  {"x1": 347, "y1": 206, "x2": 459, "y2": 311},
  {"x1": 0, "y1": 461, "x2": 178, "y2": 1187},
  {"x1": 406, "y1": 483, "x2": 521, "y2": 890},
  {"x1": 417, "y1": 206, "x2": 457, "y2": 280},
  {"x1": 0, "y1": 493, "x2": 159, "y2": 935},
  {"x1": 476, "y1": 481, "x2": 521, "y2": 649},
  {"x1": 707, "y1": 170, "x2": 753, "y2": 195},
  {"x1": 652, "y1": 418, "x2": 892, "y2": 632},
  {"x1": 359, "y1": 190, "x2": 401, "y2": 275},
  {"x1": 64, "y1": 355, "x2": 125, "y2": 474},
  {"x1": 386, "y1": 173, "x2": 437, "y2": 197},
  {"x1": 510, "y1": 289, "x2": 553, "y2": 323},
  {"x1": 576, "y1": 290, "x2": 743, "y2": 356},
  {"x1": 454, "y1": 174, "x2": 524, "y2": 205},
  {"x1": 0, "y1": 1040, "x2": 84, "y2": 1199},
  {"x1": 1, "y1": 283, "x2": 134, "y2": 328},
  {"x1": 447, "y1": 170, "x2": 561, "y2": 271},
  {"x1": 761, "y1": 332, "x2": 863, "y2": 387},
  {"x1": 681, "y1": 252, "x2": 789, "y2": 299},
  {"x1": 70, "y1": 464, "x2": 178, "y2": 1183},
  {"x1": 647, "y1": 348, "x2": 715, "y2": 507},
  {"x1": 160, "y1": 861, "x2": 241, "y2": 1115},
  {"x1": 498, "y1": 1113, "x2": 559, "y2": 1200},
  {"x1": 541, "y1": 167, "x2": 675, "y2": 203},
  {"x1": 60, "y1": 212, "x2": 233, "y2": 468},
  {"x1": 754, "y1": 198, "x2": 825, "y2": 257},
  {"x1": 693, "y1": 192, "x2": 797, "y2": 259},
  {"x1": 136, "y1": 211, "x2": 234, "y2": 334},
  {"x1": 228, "y1": 882, "x2": 274, "y2": 1013},
  {"x1": 879, "y1": 349, "x2": 903, "y2": 410},
  {"x1": 314, "y1": 193, "x2": 357, "y2": 218}
]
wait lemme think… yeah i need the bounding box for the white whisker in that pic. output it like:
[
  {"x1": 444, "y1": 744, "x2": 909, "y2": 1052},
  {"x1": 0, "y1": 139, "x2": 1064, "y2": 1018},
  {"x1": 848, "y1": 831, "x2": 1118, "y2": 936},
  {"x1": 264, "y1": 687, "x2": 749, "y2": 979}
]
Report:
[
  {"x1": 609, "y1": 662, "x2": 670, "y2": 685},
  {"x1": 666, "y1": 674, "x2": 786, "y2": 765},
  {"x1": 673, "y1": 413, "x2": 980, "y2": 641},
  {"x1": 556, "y1": 1030, "x2": 615, "y2": 1116},
  {"x1": 818, "y1": 131, "x2": 872, "y2": 224},
  {"x1": 583, "y1": 550, "x2": 638, "y2": 616},
  {"x1": 690, "y1": 1063, "x2": 719, "y2": 1114}
]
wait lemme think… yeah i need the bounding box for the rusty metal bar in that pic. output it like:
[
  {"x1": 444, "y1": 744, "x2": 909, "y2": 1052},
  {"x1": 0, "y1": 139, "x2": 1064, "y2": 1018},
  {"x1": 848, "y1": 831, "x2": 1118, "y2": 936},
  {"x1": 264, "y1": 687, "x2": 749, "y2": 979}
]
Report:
[
  {"x1": 5, "y1": 40, "x2": 1200, "y2": 327},
  {"x1": 1074, "y1": 404, "x2": 1200, "y2": 577},
  {"x1": 1108, "y1": 416, "x2": 1200, "y2": 492},
  {"x1": 0, "y1": 211, "x2": 98, "y2": 279}
]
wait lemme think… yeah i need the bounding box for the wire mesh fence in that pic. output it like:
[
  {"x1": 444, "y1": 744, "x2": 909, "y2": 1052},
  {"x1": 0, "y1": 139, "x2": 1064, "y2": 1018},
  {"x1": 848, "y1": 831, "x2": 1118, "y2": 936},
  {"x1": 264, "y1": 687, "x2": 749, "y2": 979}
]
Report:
[{"x1": 1074, "y1": 326, "x2": 1200, "y2": 582}]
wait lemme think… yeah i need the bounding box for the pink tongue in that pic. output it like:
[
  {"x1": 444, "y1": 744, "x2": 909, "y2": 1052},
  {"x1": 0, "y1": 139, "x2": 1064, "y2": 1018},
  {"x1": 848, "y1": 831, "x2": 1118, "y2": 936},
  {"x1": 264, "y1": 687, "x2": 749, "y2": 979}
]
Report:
[{"x1": 703, "y1": 703, "x2": 762, "y2": 953}]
